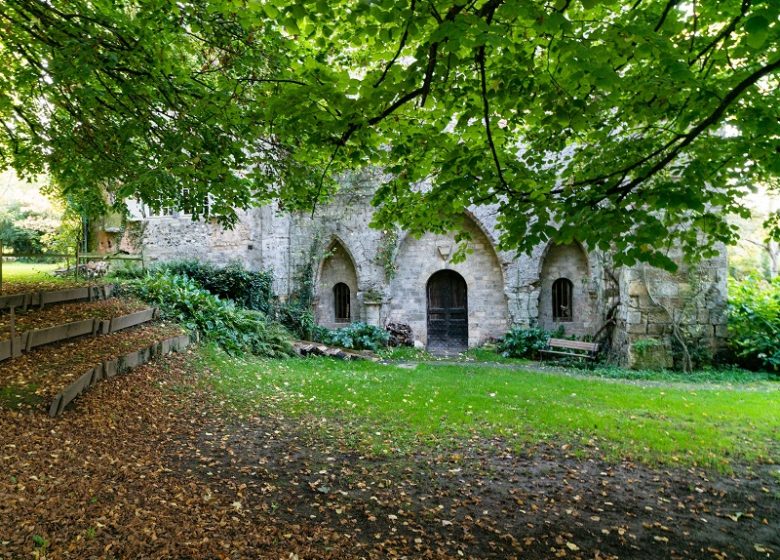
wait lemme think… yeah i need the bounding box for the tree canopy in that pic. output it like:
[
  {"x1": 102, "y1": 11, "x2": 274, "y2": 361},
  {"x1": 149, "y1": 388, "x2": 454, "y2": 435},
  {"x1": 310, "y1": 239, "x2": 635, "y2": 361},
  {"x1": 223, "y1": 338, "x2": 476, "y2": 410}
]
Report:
[{"x1": 1, "y1": 0, "x2": 778, "y2": 268}]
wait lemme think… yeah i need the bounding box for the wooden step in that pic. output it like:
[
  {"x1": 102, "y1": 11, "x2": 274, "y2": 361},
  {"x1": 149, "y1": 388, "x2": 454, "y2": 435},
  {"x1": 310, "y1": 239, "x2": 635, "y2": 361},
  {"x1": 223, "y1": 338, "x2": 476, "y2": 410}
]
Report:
[{"x1": 0, "y1": 307, "x2": 158, "y2": 363}]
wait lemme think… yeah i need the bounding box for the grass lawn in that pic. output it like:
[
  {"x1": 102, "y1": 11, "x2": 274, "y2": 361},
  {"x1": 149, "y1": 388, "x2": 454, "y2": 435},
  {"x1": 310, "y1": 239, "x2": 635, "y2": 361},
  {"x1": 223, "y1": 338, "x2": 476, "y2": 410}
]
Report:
[
  {"x1": 0, "y1": 260, "x2": 87, "y2": 294},
  {"x1": 1, "y1": 260, "x2": 63, "y2": 281},
  {"x1": 202, "y1": 346, "x2": 780, "y2": 470}
]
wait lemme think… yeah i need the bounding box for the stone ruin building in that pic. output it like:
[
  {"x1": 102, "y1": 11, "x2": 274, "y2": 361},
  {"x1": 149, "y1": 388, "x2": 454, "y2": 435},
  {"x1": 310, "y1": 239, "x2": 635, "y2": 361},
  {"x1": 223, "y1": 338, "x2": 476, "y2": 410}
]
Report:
[{"x1": 106, "y1": 170, "x2": 728, "y2": 368}]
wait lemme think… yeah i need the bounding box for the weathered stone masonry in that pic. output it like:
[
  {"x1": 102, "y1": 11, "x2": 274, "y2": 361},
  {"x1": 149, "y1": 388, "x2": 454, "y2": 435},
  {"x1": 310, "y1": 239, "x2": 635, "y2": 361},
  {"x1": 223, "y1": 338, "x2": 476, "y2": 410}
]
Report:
[{"x1": 122, "y1": 174, "x2": 728, "y2": 366}]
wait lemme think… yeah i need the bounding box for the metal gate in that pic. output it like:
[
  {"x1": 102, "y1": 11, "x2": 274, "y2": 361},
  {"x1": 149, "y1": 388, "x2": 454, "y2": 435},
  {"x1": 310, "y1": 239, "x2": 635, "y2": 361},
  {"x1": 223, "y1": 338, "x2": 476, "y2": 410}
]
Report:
[{"x1": 426, "y1": 270, "x2": 468, "y2": 352}]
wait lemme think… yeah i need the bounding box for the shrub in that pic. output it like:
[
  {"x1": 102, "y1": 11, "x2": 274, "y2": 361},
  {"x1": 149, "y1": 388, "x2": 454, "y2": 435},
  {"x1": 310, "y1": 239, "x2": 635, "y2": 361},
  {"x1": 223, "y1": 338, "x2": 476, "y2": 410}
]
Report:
[
  {"x1": 498, "y1": 325, "x2": 564, "y2": 359},
  {"x1": 319, "y1": 322, "x2": 390, "y2": 352},
  {"x1": 157, "y1": 260, "x2": 274, "y2": 314},
  {"x1": 728, "y1": 275, "x2": 780, "y2": 371},
  {"x1": 127, "y1": 272, "x2": 292, "y2": 357},
  {"x1": 275, "y1": 302, "x2": 319, "y2": 340}
]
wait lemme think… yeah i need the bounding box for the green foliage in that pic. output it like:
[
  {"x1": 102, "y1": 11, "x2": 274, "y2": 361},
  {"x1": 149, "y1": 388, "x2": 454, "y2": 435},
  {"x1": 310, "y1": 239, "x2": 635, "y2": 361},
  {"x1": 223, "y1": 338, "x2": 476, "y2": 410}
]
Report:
[
  {"x1": 128, "y1": 272, "x2": 292, "y2": 358},
  {"x1": 157, "y1": 261, "x2": 274, "y2": 314},
  {"x1": 377, "y1": 228, "x2": 399, "y2": 280},
  {"x1": 728, "y1": 276, "x2": 780, "y2": 371},
  {"x1": 319, "y1": 322, "x2": 390, "y2": 352},
  {"x1": 587, "y1": 364, "x2": 778, "y2": 384},
  {"x1": 498, "y1": 326, "x2": 564, "y2": 359},
  {"x1": 1, "y1": 1, "x2": 777, "y2": 267},
  {"x1": 0, "y1": 174, "x2": 81, "y2": 256},
  {"x1": 274, "y1": 302, "x2": 322, "y2": 341}
]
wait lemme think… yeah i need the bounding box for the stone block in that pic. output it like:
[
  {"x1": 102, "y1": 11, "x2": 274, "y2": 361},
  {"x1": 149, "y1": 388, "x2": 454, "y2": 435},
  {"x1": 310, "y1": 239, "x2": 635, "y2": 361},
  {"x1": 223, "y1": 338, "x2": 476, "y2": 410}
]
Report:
[
  {"x1": 627, "y1": 311, "x2": 643, "y2": 325},
  {"x1": 627, "y1": 281, "x2": 647, "y2": 297},
  {"x1": 646, "y1": 323, "x2": 667, "y2": 335}
]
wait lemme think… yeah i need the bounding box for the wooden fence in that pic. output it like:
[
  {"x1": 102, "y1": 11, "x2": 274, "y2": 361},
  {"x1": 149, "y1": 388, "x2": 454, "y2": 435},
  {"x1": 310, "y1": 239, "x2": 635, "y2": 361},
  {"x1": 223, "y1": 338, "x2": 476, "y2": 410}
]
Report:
[{"x1": 0, "y1": 244, "x2": 143, "y2": 290}]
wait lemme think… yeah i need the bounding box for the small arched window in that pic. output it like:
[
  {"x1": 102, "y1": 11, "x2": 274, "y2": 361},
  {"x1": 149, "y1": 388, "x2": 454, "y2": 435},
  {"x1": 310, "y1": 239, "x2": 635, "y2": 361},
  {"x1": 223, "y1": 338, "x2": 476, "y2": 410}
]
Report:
[
  {"x1": 333, "y1": 283, "x2": 351, "y2": 322},
  {"x1": 552, "y1": 278, "x2": 573, "y2": 321}
]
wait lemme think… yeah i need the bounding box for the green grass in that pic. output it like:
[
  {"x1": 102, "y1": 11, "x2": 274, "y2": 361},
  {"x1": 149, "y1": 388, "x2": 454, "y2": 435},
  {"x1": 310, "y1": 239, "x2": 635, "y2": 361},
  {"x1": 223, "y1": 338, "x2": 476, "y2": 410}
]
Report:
[
  {"x1": 1, "y1": 261, "x2": 64, "y2": 282},
  {"x1": 0, "y1": 384, "x2": 44, "y2": 409},
  {"x1": 201, "y1": 346, "x2": 780, "y2": 469}
]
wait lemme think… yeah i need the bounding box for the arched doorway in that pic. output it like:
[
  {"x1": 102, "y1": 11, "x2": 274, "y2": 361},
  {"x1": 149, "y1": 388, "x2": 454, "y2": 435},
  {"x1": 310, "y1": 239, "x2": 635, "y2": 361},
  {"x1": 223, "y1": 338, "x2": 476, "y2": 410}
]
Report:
[
  {"x1": 427, "y1": 270, "x2": 468, "y2": 351},
  {"x1": 316, "y1": 239, "x2": 358, "y2": 327}
]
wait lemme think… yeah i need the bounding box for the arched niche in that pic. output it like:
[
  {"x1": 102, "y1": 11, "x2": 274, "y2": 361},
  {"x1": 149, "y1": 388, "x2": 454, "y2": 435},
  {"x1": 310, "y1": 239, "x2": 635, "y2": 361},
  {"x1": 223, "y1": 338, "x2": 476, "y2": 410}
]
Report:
[
  {"x1": 316, "y1": 239, "x2": 358, "y2": 326},
  {"x1": 388, "y1": 215, "x2": 509, "y2": 347},
  {"x1": 538, "y1": 242, "x2": 595, "y2": 336}
]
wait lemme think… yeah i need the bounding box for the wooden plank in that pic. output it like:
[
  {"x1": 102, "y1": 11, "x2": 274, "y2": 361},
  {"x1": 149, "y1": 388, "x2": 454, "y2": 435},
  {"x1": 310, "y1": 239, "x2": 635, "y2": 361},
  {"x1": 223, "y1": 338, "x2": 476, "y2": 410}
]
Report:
[
  {"x1": 0, "y1": 338, "x2": 11, "y2": 362},
  {"x1": 40, "y1": 287, "x2": 90, "y2": 306},
  {"x1": 108, "y1": 308, "x2": 156, "y2": 333},
  {"x1": 540, "y1": 350, "x2": 595, "y2": 359},
  {"x1": 1, "y1": 284, "x2": 115, "y2": 312},
  {"x1": 104, "y1": 358, "x2": 119, "y2": 379},
  {"x1": 28, "y1": 319, "x2": 96, "y2": 349},
  {"x1": 0, "y1": 334, "x2": 24, "y2": 361},
  {"x1": 58, "y1": 368, "x2": 95, "y2": 413},
  {"x1": 547, "y1": 338, "x2": 599, "y2": 351},
  {"x1": 48, "y1": 394, "x2": 63, "y2": 418},
  {"x1": 90, "y1": 363, "x2": 105, "y2": 385},
  {"x1": 0, "y1": 294, "x2": 27, "y2": 310}
]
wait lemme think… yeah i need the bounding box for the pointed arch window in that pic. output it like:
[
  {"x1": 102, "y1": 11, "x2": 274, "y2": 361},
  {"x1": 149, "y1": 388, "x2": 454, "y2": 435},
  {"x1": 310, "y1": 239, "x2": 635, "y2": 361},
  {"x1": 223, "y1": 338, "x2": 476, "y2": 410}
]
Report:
[
  {"x1": 334, "y1": 283, "x2": 351, "y2": 322},
  {"x1": 552, "y1": 278, "x2": 573, "y2": 321}
]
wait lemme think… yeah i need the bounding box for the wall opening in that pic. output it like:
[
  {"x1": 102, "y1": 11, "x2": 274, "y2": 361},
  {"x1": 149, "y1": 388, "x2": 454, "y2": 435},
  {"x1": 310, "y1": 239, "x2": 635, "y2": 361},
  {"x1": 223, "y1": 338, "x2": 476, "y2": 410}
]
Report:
[
  {"x1": 426, "y1": 270, "x2": 468, "y2": 352},
  {"x1": 552, "y1": 278, "x2": 574, "y2": 321},
  {"x1": 333, "y1": 282, "x2": 351, "y2": 322}
]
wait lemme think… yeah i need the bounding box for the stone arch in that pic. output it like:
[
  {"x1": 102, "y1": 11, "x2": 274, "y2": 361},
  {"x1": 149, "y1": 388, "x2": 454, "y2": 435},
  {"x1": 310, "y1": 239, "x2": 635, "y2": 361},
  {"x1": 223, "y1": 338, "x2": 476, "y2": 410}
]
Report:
[
  {"x1": 316, "y1": 237, "x2": 359, "y2": 326},
  {"x1": 538, "y1": 241, "x2": 595, "y2": 336},
  {"x1": 388, "y1": 214, "x2": 509, "y2": 347}
]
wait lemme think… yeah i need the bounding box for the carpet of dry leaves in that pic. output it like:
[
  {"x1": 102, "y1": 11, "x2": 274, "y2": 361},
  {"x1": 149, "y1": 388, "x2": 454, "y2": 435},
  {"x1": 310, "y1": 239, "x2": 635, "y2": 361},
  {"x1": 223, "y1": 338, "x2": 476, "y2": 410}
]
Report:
[
  {"x1": 0, "y1": 279, "x2": 104, "y2": 296},
  {"x1": 1, "y1": 349, "x2": 778, "y2": 560},
  {"x1": 0, "y1": 299, "x2": 150, "y2": 333},
  {"x1": 0, "y1": 322, "x2": 184, "y2": 403}
]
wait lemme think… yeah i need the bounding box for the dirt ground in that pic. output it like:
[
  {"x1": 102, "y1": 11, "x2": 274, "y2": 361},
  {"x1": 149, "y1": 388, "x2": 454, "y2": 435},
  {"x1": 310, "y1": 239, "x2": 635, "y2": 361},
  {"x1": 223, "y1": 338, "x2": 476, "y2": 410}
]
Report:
[{"x1": 1, "y1": 352, "x2": 778, "y2": 559}]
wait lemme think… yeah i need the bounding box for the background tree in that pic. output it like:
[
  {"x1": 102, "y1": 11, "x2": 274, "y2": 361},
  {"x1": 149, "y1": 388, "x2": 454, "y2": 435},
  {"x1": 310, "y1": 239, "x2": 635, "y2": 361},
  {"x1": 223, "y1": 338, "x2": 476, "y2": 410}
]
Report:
[
  {"x1": 0, "y1": 170, "x2": 79, "y2": 255},
  {"x1": 730, "y1": 181, "x2": 779, "y2": 279},
  {"x1": 1, "y1": 0, "x2": 778, "y2": 269}
]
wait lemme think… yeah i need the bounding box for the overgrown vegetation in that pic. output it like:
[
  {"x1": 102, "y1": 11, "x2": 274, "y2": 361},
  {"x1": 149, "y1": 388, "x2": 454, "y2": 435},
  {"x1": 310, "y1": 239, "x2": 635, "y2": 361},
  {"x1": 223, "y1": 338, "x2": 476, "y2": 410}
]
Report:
[
  {"x1": 127, "y1": 272, "x2": 292, "y2": 357},
  {"x1": 497, "y1": 326, "x2": 564, "y2": 359},
  {"x1": 728, "y1": 275, "x2": 780, "y2": 371},
  {"x1": 116, "y1": 260, "x2": 275, "y2": 313},
  {"x1": 319, "y1": 322, "x2": 390, "y2": 352}
]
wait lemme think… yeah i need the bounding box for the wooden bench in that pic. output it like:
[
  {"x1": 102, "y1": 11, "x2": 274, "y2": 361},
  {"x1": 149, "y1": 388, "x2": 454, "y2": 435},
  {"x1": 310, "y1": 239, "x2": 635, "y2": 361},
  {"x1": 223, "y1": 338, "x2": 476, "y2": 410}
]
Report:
[{"x1": 540, "y1": 338, "x2": 600, "y2": 361}]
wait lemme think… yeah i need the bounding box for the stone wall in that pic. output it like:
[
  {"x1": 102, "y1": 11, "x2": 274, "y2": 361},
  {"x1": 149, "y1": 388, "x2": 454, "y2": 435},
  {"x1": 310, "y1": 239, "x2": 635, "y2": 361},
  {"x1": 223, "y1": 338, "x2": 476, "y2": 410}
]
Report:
[
  {"x1": 123, "y1": 173, "x2": 729, "y2": 364},
  {"x1": 616, "y1": 251, "x2": 728, "y2": 369},
  {"x1": 387, "y1": 215, "x2": 509, "y2": 346}
]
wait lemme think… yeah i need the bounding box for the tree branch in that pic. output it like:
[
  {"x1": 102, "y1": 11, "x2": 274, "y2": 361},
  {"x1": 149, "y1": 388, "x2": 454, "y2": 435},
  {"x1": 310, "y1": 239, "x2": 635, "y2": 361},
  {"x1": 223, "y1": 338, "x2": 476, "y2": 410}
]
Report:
[
  {"x1": 654, "y1": 0, "x2": 682, "y2": 32},
  {"x1": 374, "y1": 0, "x2": 416, "y2": 88}
]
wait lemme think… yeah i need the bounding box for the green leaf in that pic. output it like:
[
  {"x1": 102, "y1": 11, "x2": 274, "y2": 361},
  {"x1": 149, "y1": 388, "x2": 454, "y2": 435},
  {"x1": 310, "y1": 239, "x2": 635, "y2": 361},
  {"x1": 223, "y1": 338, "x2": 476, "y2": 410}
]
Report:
[{"x1": 744, "y1": 15, "x2": 769, "y2": 49}]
